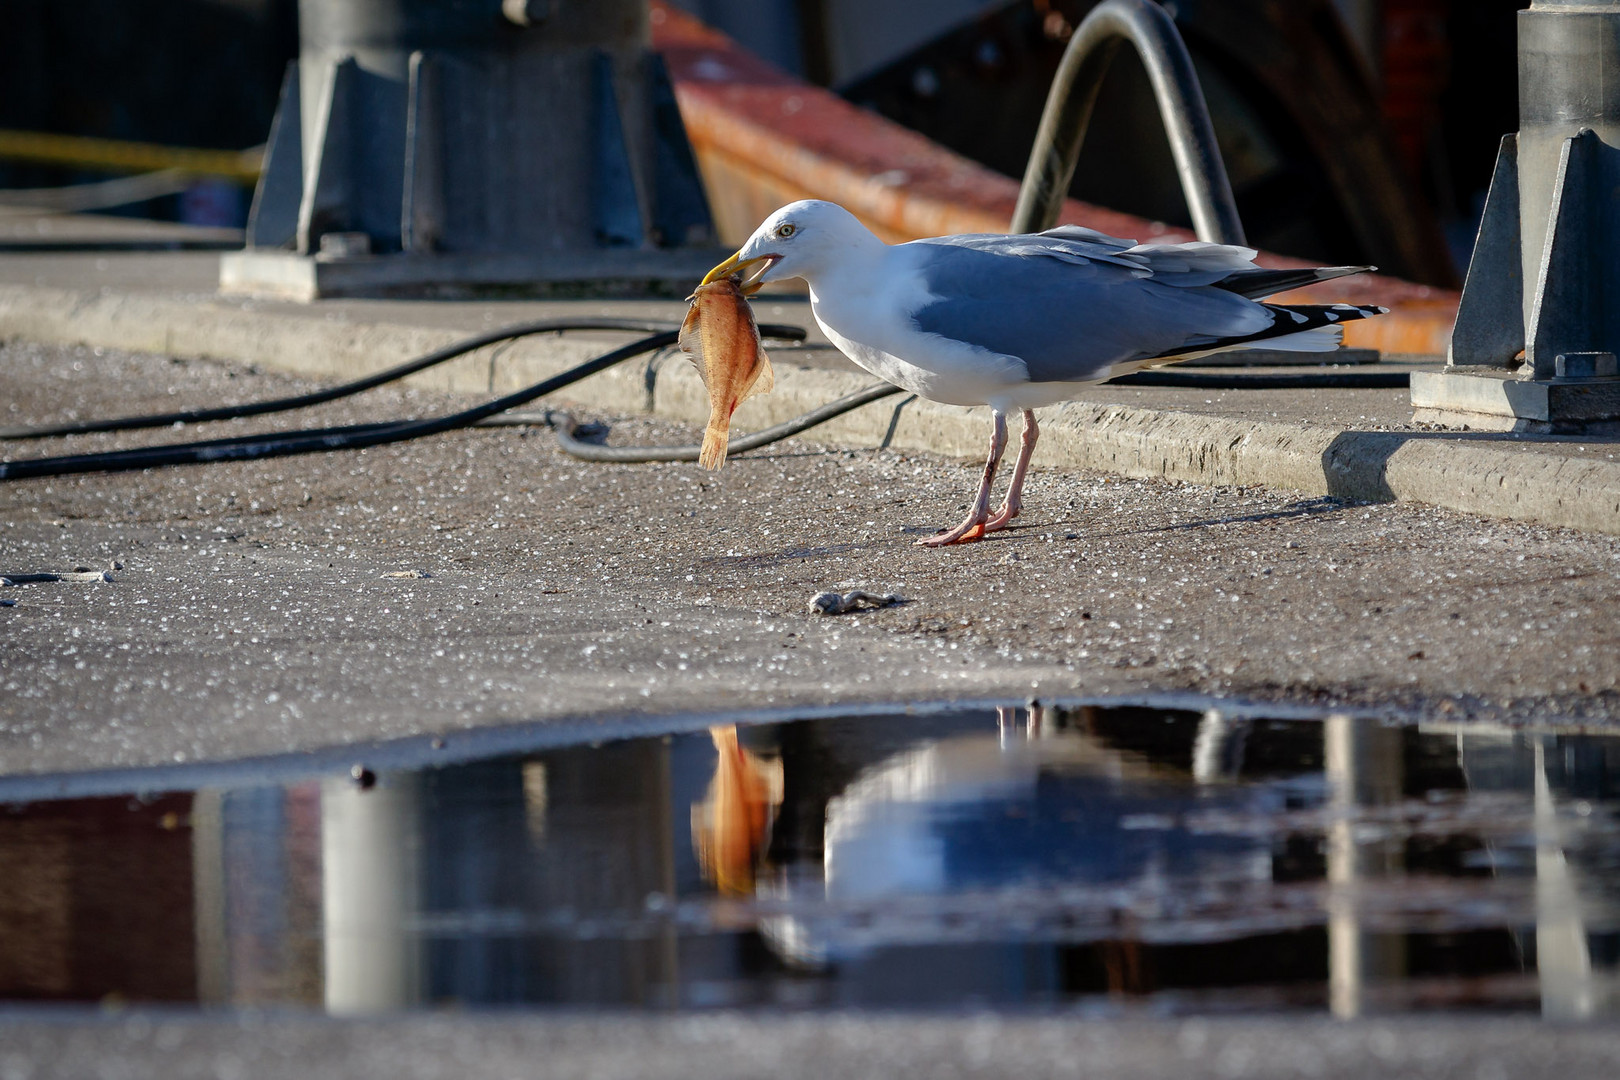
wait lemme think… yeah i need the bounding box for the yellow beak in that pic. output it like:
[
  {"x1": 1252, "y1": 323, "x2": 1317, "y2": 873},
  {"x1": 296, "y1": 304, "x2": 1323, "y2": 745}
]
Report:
[{"x1": 700, "y1": 250, "x2": 773, "y2": 294}]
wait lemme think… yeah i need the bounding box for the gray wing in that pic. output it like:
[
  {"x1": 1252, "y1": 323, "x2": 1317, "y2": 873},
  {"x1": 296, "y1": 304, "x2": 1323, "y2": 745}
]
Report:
[
  {"x1": 924, "y1": 227, "x2": 1140, "y2": 271},
  {"x1": 921, "y1": 228, "x2": 1262, "y2": 282},
  {"x1": 901, "y1": 236, "x2": 1272, "y2": 383}
]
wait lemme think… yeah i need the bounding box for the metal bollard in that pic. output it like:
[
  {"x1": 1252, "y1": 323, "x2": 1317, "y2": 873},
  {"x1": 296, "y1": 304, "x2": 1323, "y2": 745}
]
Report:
[
  {"x1": 222, "y1": 0, "x2": 719, "y2": 301},
  {"x1": 1411, "y1": 0, "x2": 1620, "y2": 431}
]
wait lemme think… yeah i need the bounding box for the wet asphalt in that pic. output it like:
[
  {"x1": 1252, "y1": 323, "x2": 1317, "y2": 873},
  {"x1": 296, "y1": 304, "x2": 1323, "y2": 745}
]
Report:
[{"x1": 4, "y1": 340, "x2": 1620, "y2": 778}]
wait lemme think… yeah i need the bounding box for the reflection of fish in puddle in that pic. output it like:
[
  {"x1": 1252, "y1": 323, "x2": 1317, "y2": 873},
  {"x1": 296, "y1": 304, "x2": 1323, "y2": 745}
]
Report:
[
  {"x1": 678, "y1": 276, "x2": 774, "y2": 470},
  {"x1": 692, "y1": 725, "x2": 784, "y2": 896}
]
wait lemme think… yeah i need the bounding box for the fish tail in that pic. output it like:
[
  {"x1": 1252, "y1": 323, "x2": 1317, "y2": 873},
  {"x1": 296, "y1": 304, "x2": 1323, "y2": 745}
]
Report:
[{"x1": 699, "y1": 413, "x2": 730, "y2": 470}]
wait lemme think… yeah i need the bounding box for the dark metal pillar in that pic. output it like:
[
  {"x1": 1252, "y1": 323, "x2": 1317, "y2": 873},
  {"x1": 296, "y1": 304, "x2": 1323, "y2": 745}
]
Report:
[
  {"x1": 223, "y1": 0, "x2": 719, "y2": 301},
  {"x1": 1411, "y1": 0, "x2": 1620, "y2": 432}
]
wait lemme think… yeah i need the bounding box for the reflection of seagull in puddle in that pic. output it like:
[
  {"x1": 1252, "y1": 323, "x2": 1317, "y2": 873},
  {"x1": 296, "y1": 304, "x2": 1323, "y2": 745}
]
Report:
[
  {"x1": 823, "y1": 722, "x2": 1180, "y2": 902},
  {"x1": 762, "y1": 711, "x2": 1272, "y2": 970},
  {"x1": 692, "y1": 725, "x2": 783, "y2": 896}
]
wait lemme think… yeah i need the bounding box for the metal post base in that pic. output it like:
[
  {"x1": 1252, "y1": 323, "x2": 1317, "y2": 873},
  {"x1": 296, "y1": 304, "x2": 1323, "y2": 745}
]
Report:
[
  {"x1": 1410, "y1": 129, "x2": 1620, "y2": 432},
  {"x1": 1411, "y1": 371, "x2": 1620, "y2": 434}
]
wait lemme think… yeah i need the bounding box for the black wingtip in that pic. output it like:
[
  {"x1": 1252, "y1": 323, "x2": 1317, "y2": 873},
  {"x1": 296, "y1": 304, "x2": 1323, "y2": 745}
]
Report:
[{"x1": 1216, "y1": 264, "x2": 1380, "y2": 300}]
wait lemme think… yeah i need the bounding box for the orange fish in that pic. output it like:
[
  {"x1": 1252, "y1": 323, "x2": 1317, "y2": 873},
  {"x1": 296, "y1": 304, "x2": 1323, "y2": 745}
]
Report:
[
  {"x1": 678, "y1": 276, "x2": 774, "y2": 470},
  {"x1": 691, "y1": 724, "x2": 783, "y2": 896}
]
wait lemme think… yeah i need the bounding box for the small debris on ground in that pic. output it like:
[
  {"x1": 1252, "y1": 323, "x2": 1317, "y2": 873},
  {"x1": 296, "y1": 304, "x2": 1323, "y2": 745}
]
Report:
[
  {"x1": 383, "y1": 570, "x2": 433, "y2": 579},
  {"x1": 809, "y1": 589, "x2": 904, "y2": 615}
]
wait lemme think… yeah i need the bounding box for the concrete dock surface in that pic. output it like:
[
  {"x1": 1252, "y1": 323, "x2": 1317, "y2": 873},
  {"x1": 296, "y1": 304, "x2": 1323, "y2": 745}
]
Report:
[{"x1": 6, "y1": 1012, "x2": 1620, "y2": 1080}]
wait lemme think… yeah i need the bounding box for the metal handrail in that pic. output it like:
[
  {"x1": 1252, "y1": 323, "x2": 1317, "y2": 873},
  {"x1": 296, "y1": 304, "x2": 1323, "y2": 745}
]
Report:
[{"x1": 1011, "y1": 0, "x2": 1245, "y2": 245}]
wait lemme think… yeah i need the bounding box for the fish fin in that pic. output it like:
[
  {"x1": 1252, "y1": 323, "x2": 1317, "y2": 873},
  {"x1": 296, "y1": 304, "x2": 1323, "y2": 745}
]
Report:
[
  {"x1": 740, "y1": 348, "x2": 774, "y2": 403},
  {"x1": 677, "y1": 304, "x2": 712, "y2": 389}
]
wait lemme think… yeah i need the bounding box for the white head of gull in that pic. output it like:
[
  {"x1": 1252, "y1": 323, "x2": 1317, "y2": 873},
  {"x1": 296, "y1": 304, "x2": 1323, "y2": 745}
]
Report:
[{"x1": 703, "y1": 200, "x2": 1386, "y2": 547}]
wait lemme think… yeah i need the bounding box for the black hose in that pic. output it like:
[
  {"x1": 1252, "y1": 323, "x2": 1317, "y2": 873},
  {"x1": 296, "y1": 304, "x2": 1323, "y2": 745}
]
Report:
[
  {"x1": 547, "y1": 382, "x2": 906, "y2": 463},
  {"x1": 0, "y1": 317, "x2": 687, "y2": 439},
  {"x1": 0, "y1": 323, "x2": 806, "y2": 481}
]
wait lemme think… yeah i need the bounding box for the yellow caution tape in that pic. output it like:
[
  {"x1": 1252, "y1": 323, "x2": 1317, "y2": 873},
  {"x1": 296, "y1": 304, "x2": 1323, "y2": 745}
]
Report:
[{"x1": 0, "y1": 129, "x2": 263, "y2": 183}]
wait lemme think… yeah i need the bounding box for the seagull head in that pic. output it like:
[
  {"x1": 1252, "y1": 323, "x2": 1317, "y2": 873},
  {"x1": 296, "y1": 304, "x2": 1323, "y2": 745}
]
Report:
[{"x1": 701, "y1": 200, "x2": 882, "y2": 293}]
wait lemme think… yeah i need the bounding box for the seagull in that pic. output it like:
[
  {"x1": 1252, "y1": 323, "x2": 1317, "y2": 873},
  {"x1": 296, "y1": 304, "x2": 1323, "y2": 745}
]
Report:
[{"x1": 702, "y1": 200, "x2": 1386, "y2": 546}]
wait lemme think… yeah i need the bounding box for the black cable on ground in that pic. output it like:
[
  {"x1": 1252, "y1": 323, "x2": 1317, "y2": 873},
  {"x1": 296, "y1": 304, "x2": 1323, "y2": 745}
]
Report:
[
  {"x1": 544, "y1": 382, "x2": 906, "y2": 463},
  {"x1": 0, "y1": 317, "x2": 687, "y2": 439},
  {"x1": 0, "y1": 323, "x2": 806, "y2": 481}
]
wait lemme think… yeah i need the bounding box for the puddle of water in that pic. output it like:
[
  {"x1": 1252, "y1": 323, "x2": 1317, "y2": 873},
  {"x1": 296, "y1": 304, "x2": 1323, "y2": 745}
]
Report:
[{"x1": 4, "y1": 703, "x2": 1620, "y2": 1018}]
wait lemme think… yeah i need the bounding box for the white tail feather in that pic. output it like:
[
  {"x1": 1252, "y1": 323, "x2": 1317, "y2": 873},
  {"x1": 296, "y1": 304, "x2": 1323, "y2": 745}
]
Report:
[{"x1": 1248, "y1": 325, "x2": 1344, "y2": 353}]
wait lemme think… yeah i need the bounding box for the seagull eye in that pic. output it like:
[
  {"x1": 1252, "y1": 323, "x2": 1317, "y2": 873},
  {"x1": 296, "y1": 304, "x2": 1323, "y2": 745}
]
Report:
[{"x1": 776, "y1": 223, "x2": 796, "y2": 239}]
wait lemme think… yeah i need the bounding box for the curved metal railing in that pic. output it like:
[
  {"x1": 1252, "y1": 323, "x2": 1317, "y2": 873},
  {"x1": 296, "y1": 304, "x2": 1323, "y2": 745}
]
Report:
[{"x1": 1011, "y1": 0, "x2": 1245, "y2": 245}]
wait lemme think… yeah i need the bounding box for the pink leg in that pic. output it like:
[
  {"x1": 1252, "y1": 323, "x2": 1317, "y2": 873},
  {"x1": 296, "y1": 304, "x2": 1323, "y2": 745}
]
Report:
[
  {"x1": 917, "y1": 410, "x2": 1007, "y2": 547},
  {"x1": 982, "y1": 410, "x2": 1039, "y2": 534}
]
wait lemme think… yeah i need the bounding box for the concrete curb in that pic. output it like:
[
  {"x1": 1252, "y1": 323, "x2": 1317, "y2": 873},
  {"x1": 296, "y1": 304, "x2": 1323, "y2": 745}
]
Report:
[{"x1": 4, "y1": 282, "x2": 1619, "y2": 537}]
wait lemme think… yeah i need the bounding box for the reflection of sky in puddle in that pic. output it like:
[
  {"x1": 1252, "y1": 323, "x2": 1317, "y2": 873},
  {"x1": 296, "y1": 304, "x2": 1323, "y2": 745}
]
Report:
[{"x1": 4, "y1": 704, "x2": 1620, "y2": 1017}]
